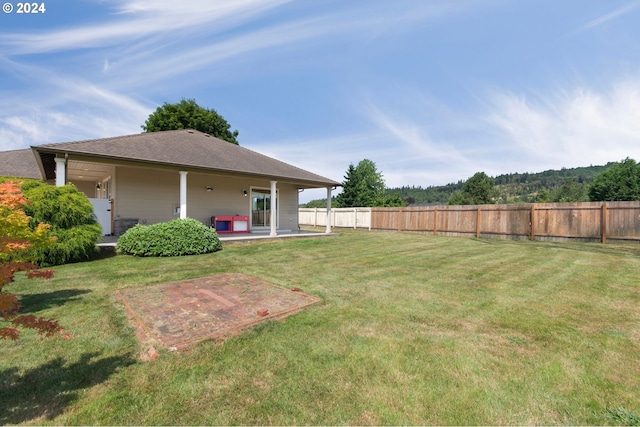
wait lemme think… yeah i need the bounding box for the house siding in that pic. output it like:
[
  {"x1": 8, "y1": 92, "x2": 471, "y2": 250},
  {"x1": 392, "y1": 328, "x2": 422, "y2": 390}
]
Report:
[
  {"x1": 115, "y1": 166, "x2": 178, "y2": 225},
  {"x1": 72, "y1": 180, "x2": 99, "y2": 198},
  {"x1": 114, "y1": 166, "x2": 299, "y2": 229},
  {"x1": 276, "y1": 182, "x2": 300, "y2": 231}
]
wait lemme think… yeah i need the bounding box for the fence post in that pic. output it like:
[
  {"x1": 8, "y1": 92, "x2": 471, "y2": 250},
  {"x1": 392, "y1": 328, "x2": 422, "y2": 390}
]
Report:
[
  {"x1": 476, "y1": 207, "x2": 481, "y2": 238},
  {"x1": 602, "y1": 203, "x2": 607, "y2": 244},
  {"x1": 433, "y1": 207, "x2": 437, "y2": 235},
  {"x1": 530, "y1": 205, "x2": 536, "y2": 240},
  {"x1": 398, "y1": 208, "x2": 404, "y2": 232},
  {"x1": 354, "y1": 208, "x2": 357, "y2": 229}
]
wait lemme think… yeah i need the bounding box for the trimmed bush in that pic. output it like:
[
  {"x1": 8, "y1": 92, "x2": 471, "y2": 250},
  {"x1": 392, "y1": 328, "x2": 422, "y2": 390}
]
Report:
[
  {"x1": 15, "y1": 180, "x2": 102, "y2": 266},
  {"x1": 31, "y1": 223, "x2": 102, "y2": 266},
  {"x1": 116, "y1": 218, "x2": 222, "y2": 257}
]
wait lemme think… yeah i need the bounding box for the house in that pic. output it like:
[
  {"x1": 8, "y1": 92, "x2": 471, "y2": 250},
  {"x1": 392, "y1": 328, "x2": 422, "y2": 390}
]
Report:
[{"x1": 0, "y1": 130, "x2": 340, "y2": 236}]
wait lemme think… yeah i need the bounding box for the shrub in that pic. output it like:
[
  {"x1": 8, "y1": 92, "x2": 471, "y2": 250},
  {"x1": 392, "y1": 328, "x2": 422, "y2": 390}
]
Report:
[
  {"x1": 116, "y1": 218, "x2": 222, "y2": 257},
  {"x1": 21, "y1": 182, "x2": 102, "y2": 266},
  {"x1": 29, "y1": 223, "x2": 102, "y2": 266}
]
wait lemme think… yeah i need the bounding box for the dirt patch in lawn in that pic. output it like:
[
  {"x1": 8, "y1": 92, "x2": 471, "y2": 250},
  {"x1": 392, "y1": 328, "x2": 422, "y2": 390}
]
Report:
[{"x1": 116, "y1": 273, "x2": 320, "y2": 351}]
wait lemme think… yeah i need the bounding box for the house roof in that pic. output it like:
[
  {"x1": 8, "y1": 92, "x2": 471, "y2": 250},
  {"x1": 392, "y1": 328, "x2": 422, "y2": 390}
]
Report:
[
  {"x1": 30, "y1": 130, "x2": 340, "y2": 188},
  {"x1": 0, "y1": 148, "x2": 43, "y2": 179}
]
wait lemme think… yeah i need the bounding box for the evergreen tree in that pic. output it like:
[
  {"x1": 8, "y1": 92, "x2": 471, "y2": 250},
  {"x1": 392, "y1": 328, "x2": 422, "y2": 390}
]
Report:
[
  {"x1": 336, "y1": 159, "x2": 392, "y2": 207},
  {"x1": 336, "y1": 164, "x2": 359, "y2": 207}
]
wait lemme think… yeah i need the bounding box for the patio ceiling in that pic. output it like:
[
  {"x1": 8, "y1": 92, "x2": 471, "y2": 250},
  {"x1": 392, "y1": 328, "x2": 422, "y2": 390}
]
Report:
[{"x1": 67, "y1": 160, "x2": 113, "y2": 183}]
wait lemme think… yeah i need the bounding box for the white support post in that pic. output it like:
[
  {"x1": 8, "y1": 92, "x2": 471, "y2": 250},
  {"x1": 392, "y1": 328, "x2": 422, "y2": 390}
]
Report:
[
  {"x1": 54, "y1": 157, "x2": 66, "y2": 186},
  {"x1": 270, "y1": 180, "x2": 277, "y2": 236},
  {"x1": 179, "y1": 171, "x2": 188, "y2": 219},
  {"x1": 326, "y1": 187, "x2": 332, "y2": 233}
]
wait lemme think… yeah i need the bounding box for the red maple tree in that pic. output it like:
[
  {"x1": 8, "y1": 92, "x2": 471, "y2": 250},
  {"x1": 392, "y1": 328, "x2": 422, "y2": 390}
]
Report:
[{"x1": 0, "y1": 181, "x2": 61, "y2": 341}]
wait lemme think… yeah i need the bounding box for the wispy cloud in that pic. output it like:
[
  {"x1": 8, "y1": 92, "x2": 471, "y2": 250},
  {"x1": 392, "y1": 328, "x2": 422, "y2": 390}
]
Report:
[
  {"x1": 6, "y1": 0, "x2": 636, "y2": 202},
  {"x1": 355, "y1": 89, "x2": 501, "y2": 187},
  {"x1": 0, "y1": 0, "x2": 292, "y2": 54},
  {"x1": 572, "y1": 0, "x2": 640, "y2": 35},
  {"x1": 484, "y1": 78, "x2": 640, "y2": 170},
  {"x1": 0, "y1": 0, "x2": 474, "y2": 153},
  {"x1": 341, "y1": 76, "x2": 640, "y2": 189},
  {"x1": 106, "y1": 16, "x2": 339, "y2": 89},
  {"x1": 0, "y1": 61, "x2": 153, "y2": 148}
]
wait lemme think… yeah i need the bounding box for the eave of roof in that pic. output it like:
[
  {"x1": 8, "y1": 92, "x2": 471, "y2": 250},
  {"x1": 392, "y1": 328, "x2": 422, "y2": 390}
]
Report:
[
  {"x1": 32, "y1": 130, "x2": 341, "y2": 188},
  {"x1": 0, "y1": 148, "x2": 43, "y2": 180}
]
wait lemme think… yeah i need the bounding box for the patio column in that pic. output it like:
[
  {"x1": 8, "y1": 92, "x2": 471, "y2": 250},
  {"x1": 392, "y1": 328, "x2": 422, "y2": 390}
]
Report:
[
  {"x1": 54, "y1": 157, "x2": 66, "y2": 186},
  {"x1": 270, "y1": 180, "x2": 277, "y2": 236},
  {"x1": 179, "y1": 171, "x2": 188, "y2": 219},
  {"x1": 326, "y1": 186, "x2": 332, "y2": 233}
]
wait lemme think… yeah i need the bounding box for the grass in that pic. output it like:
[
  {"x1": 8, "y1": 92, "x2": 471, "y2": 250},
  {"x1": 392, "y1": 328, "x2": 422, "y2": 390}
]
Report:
[{"x1": 1, "y1": 229, "x2": 640, "y2": 425}]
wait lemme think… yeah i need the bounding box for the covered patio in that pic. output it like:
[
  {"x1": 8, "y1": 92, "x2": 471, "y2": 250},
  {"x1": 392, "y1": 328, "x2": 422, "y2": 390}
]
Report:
[
  {"x1": 18, "y1": 129, "x2": 340, "y2": 237},
  {"x1": 97, "y1": 227, "x2": 337, "y2": 248}
]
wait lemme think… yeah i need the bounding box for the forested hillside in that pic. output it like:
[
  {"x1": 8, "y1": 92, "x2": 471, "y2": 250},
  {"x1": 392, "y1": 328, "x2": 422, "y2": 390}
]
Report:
[{"x1": 386, "y1": 163, "x2": 611, "y2": 205}]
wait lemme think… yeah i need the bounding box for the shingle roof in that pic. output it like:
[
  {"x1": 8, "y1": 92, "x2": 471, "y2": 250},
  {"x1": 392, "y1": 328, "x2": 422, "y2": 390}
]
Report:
[
  {"x1": 33, "y1": 130, "x2": 340, "y2": 187},
  {"x1": 0, "y1": 148, "x2": 43, "y2": 179}
]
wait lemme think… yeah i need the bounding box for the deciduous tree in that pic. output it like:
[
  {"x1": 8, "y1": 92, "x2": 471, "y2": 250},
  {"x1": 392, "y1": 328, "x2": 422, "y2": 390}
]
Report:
[
  {"x1": 449, "y1": 172, "x2": 496, "y2": 205},
  {"x1": 142, "y1": 99, "x2": 239, "y2": 144},
  {"x1": 0, "y1": 181, "x2": 60, "y2": 341},
  {"x1": 588, "y1": 158, "x2": 640, "y2": 201},
  {"x1": 551, "y1": 179, "x2": 588, "y2": 202}
]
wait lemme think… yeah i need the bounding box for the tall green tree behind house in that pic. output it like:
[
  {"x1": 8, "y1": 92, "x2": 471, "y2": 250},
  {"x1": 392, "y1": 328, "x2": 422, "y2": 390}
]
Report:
[
  {"x1": 589, "y1": 158, "x2": 640, "y2": 201},
  {"x1": 336, "y1": 159, "x2": 405, "y2": 207},
  {"x1": 142, "y1": 99, "x2": 239, "y2": 145}
]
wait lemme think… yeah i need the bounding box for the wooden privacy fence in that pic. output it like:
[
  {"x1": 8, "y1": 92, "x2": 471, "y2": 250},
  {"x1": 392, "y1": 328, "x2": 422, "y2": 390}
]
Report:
[{"x1": 300, "y1": 202, "x2": 640, "y2": 243}]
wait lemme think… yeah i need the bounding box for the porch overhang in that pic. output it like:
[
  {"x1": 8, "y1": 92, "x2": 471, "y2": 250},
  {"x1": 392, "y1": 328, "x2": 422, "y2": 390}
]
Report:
[{"x1": 31, "y1": 147, "x2": 340, "y2": 190}]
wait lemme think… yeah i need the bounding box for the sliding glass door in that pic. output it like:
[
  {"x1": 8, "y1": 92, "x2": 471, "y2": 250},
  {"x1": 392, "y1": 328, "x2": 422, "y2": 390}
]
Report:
[{"x1": 251, "y1": 189, "x2": 276, "y2": 228}]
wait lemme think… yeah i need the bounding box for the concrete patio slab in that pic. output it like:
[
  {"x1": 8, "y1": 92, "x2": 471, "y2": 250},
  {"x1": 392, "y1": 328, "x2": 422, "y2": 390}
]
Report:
[
  {"x1": 99, "y1": 229, "x2": 337, "y2": 248},
  {"x1": 116, "y1": 273, "x2": 321, "y2": 351}
]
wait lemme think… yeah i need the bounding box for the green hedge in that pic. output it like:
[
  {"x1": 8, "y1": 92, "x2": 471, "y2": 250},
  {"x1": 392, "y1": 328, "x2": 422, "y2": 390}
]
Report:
[{"x1": 116, "y1": 218, "x2": 222, "y2": 257}]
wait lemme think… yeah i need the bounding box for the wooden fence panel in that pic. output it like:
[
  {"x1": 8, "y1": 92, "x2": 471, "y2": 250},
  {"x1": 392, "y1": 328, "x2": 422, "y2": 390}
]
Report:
[
  {"x1": 534, "y1": 202, "x2": 602, "y2": 240},
  {"x1": 607, "y1": 201, "x2": 640, "y2": 241},
  {"x1": 371, "y1": 208, "x2": 400, "y2": 230},
  {"x1": 478, "y1": 205, "x2": 531, "y2": 238},
  {"x1": 437, "y1": 206, "x2": 477, "y2": 235},
  {"x1": 301, "y1": 201, "x2": 640, "y2": 243},
  {"x1": 403, "y1": 208, "x2": 435, "y2": 231}
]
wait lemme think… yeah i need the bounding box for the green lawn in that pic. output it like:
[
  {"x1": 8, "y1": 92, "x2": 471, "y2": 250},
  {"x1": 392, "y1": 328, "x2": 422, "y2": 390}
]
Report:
[{"x1": 1, "y1": 230, "x2": 639, "y2": 425}]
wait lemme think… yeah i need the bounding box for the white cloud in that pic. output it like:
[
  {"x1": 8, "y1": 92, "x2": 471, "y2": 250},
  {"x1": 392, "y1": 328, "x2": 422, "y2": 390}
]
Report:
[
  {"x1": 484, "y1": 78, "x2": 640, "y2": 170},
  {"x1": 572, "y1": 0, "x2": 640, "y2": 34},
  {"x1": 362, "y1": 102, "x2": 473, "y2": 168},
  {"x1": 0, "y1": 0, "x2": 476, "y2": 154},
  {"x1": 0, "y1": 0, "x2": 292, "y2": 54},
  {"x1": 5, "y1": 0, "x2": 637, "y2": 202},
  {"x1": 0, "y1": 67, "x2": 153, "y2": 147}
]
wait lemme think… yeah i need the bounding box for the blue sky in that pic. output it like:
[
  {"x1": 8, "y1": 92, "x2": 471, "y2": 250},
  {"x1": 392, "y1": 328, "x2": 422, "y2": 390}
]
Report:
[{"x1": 1, "y1": 0, "x2": 639, "y2": 202}]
